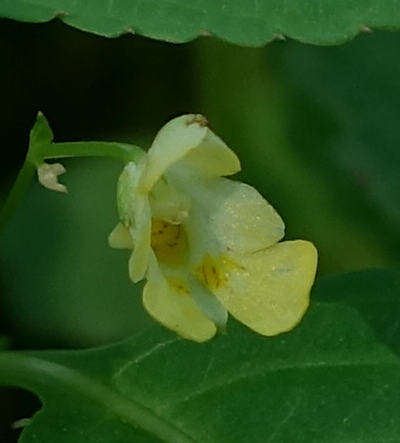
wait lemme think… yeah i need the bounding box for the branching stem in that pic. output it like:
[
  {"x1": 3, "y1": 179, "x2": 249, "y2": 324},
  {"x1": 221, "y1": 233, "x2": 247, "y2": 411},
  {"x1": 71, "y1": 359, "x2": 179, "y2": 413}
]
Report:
[{"x1": 0, "y1": 113, "x2": 144, "y2": 235}]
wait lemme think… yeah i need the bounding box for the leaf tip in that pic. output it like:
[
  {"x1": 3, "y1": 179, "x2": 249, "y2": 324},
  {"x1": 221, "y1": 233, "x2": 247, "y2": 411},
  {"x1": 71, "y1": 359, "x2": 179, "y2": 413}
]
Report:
[
  {"x1": 360, "y1": 25, "x2": 372, "y2": 33},
  {"x1": 124, "y1": 26, "x2": 136, "y2": 35},
  {"x1": 55, "y1": 10, "x2": 69, "y2": 19},
  {"x1": 273, "y1": 33, "x2": 287, "y2": 41}
]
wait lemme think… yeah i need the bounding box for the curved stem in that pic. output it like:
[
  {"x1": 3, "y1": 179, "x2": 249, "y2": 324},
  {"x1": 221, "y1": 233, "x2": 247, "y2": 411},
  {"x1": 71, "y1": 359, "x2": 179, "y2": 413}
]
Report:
[
  {"x1": 0, "y1": 140, "x2": 144, "y2": 236},
  {"x1": 38, "y1": 141, "x2": 144, "y2": 164},
  {"x1": 0, "y1": 351, "x2": 195, "y2": 443}
]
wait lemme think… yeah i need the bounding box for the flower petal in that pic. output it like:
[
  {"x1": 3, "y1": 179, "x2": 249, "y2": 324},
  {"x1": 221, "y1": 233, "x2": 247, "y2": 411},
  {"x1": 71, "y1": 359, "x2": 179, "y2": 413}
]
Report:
[
  {"x1": 142, "y1": 115, "x2": 207, "y2": 191},
  {"x1": 187, "y1": 275, "x2": 228, "y2": 331},
  {"x1": 149, "y1": 177, "x2": 191, "y2": 224},
  {"x1": 128, "y1": 194, "x2": 151, "y2": 283},
  {"x1": 143, "y1": 252, "x2": 217, "y2": 342},
  {"x1": 175, "y1": 128, "x2": 241, "y2": 178},
  {"x1": 209, "y1": 179, "x2": 285, "y2": 254},
  {"x1": 142, "y1": 114, "x2": 241, "y2": 191},
  {"x1": 183, "y1": 177, "x2": 285, "y2": 263},
  {"x1": 108, "y1": 223, "x2": 133, "y2": 249},
  {"x1": 117, "y1": 161, "x2": 139, "y2": 225},
  {"x1": 214, "y1": 240, "x2": 318, "y2": 336}
]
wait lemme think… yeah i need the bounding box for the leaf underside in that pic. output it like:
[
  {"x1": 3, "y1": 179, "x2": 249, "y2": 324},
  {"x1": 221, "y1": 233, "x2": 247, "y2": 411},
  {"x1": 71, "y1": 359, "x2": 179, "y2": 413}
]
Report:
[
  {"x1": 1, "y1": 0, "x2": 400, "y2": 46},
  {"x1": 0, "y1": 269, "x2": 399, "y2": 442}
]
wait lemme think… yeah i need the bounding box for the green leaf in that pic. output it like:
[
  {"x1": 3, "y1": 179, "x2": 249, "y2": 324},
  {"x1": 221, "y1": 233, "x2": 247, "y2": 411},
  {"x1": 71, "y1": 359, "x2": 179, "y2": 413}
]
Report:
[
  {"x1": 280, "y1": 32, "x2": 400, "y2": 234},
  {"x1": 0, "y1": 269, "x2": 400, "y2": 442},
  {"x1": 1, "y1": 0, "x2": 400, "y2": 46}
]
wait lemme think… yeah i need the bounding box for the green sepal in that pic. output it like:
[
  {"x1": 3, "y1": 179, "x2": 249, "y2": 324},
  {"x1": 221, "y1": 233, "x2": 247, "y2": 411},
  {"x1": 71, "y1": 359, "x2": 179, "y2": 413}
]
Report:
[{"x1": 27, "y1": 112, "x2": 54, "y2": 166}]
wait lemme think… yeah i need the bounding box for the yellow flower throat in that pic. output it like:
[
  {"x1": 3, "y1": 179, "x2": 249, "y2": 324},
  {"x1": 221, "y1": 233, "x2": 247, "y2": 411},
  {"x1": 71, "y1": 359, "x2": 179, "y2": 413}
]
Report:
[
  {"x1": 151, "y1": 219, "x2": 239, "y2": 290},
  {"x1": 151, "y1": 218, "x2": 187, "y2": 266},
  {"x1": 196, "y1": 255, "x2": 240, "y2": 290}
]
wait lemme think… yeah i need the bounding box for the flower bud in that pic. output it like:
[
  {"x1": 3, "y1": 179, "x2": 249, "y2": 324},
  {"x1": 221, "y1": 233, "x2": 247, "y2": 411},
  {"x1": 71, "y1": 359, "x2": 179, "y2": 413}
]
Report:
[{"x1": 37, "y1": 162, "x2": 67, "y2": 193}]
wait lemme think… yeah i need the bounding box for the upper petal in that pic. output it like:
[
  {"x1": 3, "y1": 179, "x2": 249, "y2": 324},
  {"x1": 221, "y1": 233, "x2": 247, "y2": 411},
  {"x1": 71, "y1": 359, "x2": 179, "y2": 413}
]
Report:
[
  {"x1": 214, "y1": 240, "x2": 318, "y2": 336},
  {"x1": 143, "y1": 252, "x2": 217, "y2": 342},
  {"x1": 175, "y1": 127, "x2": 241, "y2": 178},
  {"x1": 142, "y1": 115, "x2": 241, "y2": 191},
  {"x1": 142, "y1": 115, "x2": 207, "y2": 191}
]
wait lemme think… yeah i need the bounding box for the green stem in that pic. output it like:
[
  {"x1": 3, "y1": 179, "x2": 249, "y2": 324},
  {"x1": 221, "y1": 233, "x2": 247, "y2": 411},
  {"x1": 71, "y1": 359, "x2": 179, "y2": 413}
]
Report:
[
  {"x1": 0, "y1": 160, "x2": 36, "y2": 233},
  {"x1": 36, "y1": 141, "x2": 144, "y2": 165},
  {"x1": 0, "y1": 140, "x2": 144, "y2": 236},
  {"x1": 0, "y1": 351, "x2": 195, "y2": 443}
]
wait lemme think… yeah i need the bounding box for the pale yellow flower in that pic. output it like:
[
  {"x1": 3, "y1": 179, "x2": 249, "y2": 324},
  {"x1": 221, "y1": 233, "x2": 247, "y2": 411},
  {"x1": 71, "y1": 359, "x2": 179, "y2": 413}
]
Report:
[{"x1": 109, "y1": 115, "x2": 317, "y2": 342}]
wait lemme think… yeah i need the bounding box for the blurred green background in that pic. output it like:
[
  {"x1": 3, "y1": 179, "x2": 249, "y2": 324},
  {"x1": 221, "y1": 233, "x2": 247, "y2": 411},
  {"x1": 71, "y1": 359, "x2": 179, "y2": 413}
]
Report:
[{"x1": 0, "y1": 17, "x2": 400, "y2": 441}]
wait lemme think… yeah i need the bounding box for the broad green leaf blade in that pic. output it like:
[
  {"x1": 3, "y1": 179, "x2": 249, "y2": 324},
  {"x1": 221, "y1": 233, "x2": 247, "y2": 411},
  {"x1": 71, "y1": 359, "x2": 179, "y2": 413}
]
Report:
[
  {"x1": 1, "y1": 269, "x2": 400, "y2": 442},
  {"x1": 1, "y1": 0, "x2": 400, "y2": 46}
]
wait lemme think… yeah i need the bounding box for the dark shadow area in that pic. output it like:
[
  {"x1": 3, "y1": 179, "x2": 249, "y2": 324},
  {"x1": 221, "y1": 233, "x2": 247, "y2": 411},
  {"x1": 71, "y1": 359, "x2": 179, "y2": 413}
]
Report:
[{"x1": 0, "y1": 387, "x2": 41, "y2": 443}]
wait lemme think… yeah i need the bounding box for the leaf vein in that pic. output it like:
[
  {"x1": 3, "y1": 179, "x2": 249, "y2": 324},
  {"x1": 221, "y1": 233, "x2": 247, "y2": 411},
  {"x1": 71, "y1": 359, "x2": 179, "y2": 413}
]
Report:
[{"x1": 167, "y1": 359, "x2": 399, "y2": 407}]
